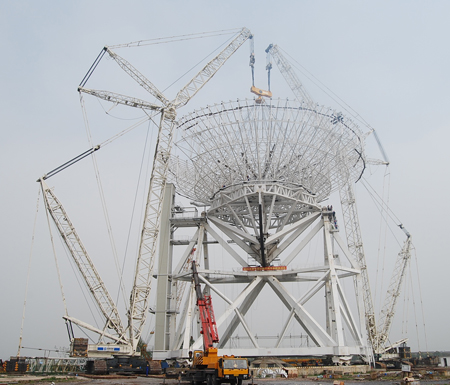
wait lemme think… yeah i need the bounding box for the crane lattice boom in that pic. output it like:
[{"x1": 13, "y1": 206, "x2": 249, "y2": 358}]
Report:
[
  {"x1": 374, "y1": 235, "x2": 413, "y2": 353},
  {"x1": 77, "y1": 87, "x2": 162, "y2": 111},
  {"x1": 339, "y1": 183, "x2": 378, "y2": 351},
  {"x1": 265, "y1": 44, "x2": 314, "y2": 106},
  {"x1": 40, "y1": 179, "x2": 127, "y2": 343}
]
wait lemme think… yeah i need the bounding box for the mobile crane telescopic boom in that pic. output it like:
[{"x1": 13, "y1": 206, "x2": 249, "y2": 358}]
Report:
[{"x1": 182, "y1": 262, "x2": 250, "y2": 385}]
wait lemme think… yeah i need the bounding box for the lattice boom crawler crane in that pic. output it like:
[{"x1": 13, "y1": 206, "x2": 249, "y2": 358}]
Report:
[{"x1": 37, "y1": 28, "x2": 254, "y2": 373}]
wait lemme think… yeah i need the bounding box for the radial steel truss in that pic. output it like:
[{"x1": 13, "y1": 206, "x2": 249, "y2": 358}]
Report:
[{"x1": 169, "y1": 99, "x2": 365, "y2": 205}]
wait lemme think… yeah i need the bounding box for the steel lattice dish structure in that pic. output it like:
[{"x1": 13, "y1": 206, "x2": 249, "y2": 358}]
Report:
[{"x1": 169, "y1": 98, "x2": 366, "y2": 205}]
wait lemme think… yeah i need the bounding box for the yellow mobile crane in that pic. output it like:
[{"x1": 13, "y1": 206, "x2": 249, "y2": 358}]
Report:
[{"x1": 182, "y1": 262, "x2": 250, "y2": 385}]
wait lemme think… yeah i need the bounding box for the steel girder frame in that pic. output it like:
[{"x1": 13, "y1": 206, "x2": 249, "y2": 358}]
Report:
[
  {"x1": 209, "y1": 214, "x2": 365, "y2": 357},
  {"x1": 26, "y1": 357, "x2": 87, "y2": 373},
  {"x1": 153, "y1": 203, "x2": 369, "y2": 360}
]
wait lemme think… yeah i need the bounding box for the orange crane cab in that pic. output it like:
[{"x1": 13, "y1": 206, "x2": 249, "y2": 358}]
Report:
[
  {"x1": 181, "y1": 262, "x2": 250, "y2": 385},
  {"x1": 217, "y1": 356, "x2": 249, "y2": 385},
  {"x1": 192, "y1": 349, "x2": 249, "y2": 385}
]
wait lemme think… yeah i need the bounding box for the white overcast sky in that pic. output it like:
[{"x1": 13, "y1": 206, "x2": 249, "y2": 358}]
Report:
[{"x1": 1, "y1": 1, "x2": 449, "y2": 361}]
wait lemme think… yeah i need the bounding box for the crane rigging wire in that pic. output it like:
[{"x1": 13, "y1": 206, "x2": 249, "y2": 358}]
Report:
[
  {"x1": 413, "y1": 246, "x2": 429, "y2": 353},
  {"x1": 160, "y1": 33, "x2": 237, "y2": 96},
  {"x1": 41, "y1": 111, "x2": 155, "y2": 181},
  {"x1": 360, "y1": 176, "x2": 405, "y2": 245},
  {"x1": 401, "y1": 266, "x2": 410, "y2": 336},
  {"x1": 17, "y1": 186, "x2": 41, "y2": 357},
  {"x1": 59, "y1": 237, "x2": 103, "y2": 333},
  {"x1": 360, "y1": 173, "x2": 427, "y2": 353},
  {"x1": 408, "y1": 261, "x2": 422, "y2": 352},
  {"x1": 95, "y1": 95, "x2": 150, "y2": 120},
  {"x1": 374, "y1": 167, "x2": 391, "y2": 317},
  {"x1": 116, "y1": 119, "x2": 155, "y2": 310},
  {"x1": 80, "y1": 93, "x2": 128, "y2": 310},
  {"x1": 73, "y1": 323, "x2": 96, "y2": 344},
  {"x1": 43, "y1": 188, "x2": 69, "y2": 317},
  {"x1": 278, "y1": 47, "x2": 374, "y2": 131},
  {"x1": 108, "y1": 28, "x2": 242, "y2": 49},
  {"x1": 278, "y1": 47, "x2": 391, "y2": 166}
]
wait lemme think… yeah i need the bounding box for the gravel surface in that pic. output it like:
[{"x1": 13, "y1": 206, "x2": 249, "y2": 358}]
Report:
[{"x1": 1, "y1": 376, "x2": 450, "y2": 385}]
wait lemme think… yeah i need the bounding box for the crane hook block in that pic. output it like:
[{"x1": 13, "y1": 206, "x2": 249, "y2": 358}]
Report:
[{"x1": 250, "y1": 86, "x2": 272, "y2": 98}]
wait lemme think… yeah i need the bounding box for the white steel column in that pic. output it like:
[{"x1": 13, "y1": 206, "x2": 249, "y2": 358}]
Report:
[{"x1": 154, "y1": 184, "x2": 176, "y2": 350}]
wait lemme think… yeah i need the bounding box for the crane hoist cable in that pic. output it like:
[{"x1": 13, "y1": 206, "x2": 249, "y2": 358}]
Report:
[
  {"x1": 265, "y1": 44, "x2": 273, "y2": 92},
  {"x1": 17, "y1": 187, "x2": 41, "y2": 357},
  {"x1": 248, "y1": 37, "x2": 272, "y2": 102},
  {"x1": 249, "y1": 35, "x2": 272, "y2": 103},
  {"x1": 249, "y1": 35, "x2": 255, "y2": 87}
]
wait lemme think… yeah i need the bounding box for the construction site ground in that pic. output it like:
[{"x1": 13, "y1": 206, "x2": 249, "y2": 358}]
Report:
[{"x1": 1, "y1": 374, "x2": 450, "y2": 385}]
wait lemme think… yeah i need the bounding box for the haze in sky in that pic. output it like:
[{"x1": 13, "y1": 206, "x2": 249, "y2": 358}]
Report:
[{"x1": 1, "y1": 1, "x2": 449, "y2": 361}]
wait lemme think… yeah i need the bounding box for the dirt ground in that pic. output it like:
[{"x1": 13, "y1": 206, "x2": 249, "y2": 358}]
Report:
[{"x1": 1, "y1": 375, "x2": 450, "y2": 385}]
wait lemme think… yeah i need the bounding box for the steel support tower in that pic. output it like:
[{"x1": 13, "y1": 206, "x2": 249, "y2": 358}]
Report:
[{"x1": 152, "y1": 99, "x2": 371, "y2": 361}]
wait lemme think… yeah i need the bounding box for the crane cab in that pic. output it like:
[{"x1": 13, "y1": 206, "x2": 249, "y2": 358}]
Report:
[
  {"x1": 218, "y1": 357, "x2": 249, "y2": 385},
  {"x1": 190, "y1": 348, "x2": 250, "y2": 385}
]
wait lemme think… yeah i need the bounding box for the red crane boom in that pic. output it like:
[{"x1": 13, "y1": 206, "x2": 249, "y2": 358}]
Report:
[{"x1": 192, "y1": 261, "x2": 219, "y2": 350}]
